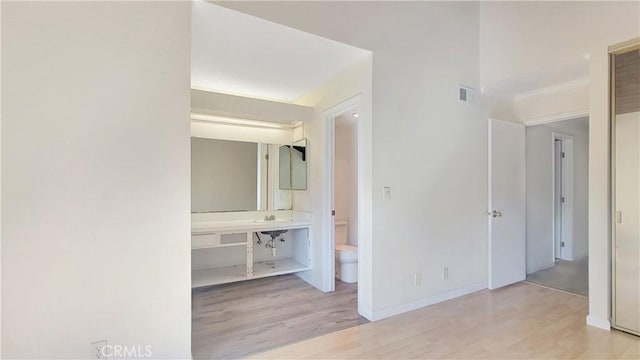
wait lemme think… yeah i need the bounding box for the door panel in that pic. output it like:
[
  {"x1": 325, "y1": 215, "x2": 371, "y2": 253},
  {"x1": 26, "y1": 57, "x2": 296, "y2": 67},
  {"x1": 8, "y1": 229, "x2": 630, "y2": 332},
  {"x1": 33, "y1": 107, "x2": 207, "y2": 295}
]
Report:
[
  {"x1": 489, "y1": 119, "x2": 526, "y2": 289},
  {"x1": 614, "y1": 111, "x2": 640, "y2": 334}
]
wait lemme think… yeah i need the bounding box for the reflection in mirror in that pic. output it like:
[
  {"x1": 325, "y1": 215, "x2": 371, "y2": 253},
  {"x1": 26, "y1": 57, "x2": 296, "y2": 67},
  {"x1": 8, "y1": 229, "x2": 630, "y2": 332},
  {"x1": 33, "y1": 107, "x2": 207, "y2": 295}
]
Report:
[
  {"x1": 279, "y1": 138, "x2": 308, "y2": 190},
  {"x1": 191, "y1": 138, "x2": 258, "y2": 212},
  {"x1": 191, "y1": 137, "x2": 292, "y2": 213}
]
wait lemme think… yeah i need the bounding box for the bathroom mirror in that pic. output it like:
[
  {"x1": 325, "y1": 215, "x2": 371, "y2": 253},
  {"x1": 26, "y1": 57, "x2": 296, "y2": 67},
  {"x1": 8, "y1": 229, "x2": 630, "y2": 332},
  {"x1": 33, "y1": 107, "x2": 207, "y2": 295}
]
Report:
[
  {"x1": 279, "y1": 138, "x2": 308, "y2": 190},
  {"x1": 191, "y1": 137, "x2": 292, "y2": 213}
]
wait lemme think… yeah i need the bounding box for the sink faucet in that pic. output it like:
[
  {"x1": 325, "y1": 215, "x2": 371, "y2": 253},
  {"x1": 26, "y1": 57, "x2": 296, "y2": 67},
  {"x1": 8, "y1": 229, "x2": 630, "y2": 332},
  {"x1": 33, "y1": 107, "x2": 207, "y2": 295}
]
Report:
[{"x1": 263, "y1": 215, "x2": 276, "y2": 221}]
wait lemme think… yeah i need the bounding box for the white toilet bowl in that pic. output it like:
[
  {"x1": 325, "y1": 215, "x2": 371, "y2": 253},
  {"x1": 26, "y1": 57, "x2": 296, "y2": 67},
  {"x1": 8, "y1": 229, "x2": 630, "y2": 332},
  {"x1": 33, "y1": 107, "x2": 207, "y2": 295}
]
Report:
[{"x1": 335, "y1": 244, "x2": 358, "y2": 283}]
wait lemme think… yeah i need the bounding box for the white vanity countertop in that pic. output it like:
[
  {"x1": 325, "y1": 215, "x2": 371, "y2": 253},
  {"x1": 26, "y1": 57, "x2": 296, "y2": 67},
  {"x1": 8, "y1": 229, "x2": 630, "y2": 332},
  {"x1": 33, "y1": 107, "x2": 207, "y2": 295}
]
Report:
[{"x1": 191, "y1": 210, "x2": 312, "y2": 234}]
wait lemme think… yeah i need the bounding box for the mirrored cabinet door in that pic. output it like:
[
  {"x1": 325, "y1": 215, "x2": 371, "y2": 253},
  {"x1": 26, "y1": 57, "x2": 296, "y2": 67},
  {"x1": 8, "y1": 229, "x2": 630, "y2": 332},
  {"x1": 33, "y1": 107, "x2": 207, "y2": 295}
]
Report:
[{"x1": 611, "y1": 43, "x2": 640, "y2": 336}]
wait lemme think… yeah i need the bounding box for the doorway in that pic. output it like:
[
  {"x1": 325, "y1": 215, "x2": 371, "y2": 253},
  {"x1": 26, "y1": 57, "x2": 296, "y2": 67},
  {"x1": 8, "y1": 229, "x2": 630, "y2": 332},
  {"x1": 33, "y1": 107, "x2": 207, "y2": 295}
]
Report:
[
  {"x1": 323, "y1": 96, "x2": 363, "y2": 296},
  {"x1": 524, "y1": 117, "x2": 589, "y2": 297},
  {"x1": 553, "y1": 134, "x2": 574, "y2": 262}
]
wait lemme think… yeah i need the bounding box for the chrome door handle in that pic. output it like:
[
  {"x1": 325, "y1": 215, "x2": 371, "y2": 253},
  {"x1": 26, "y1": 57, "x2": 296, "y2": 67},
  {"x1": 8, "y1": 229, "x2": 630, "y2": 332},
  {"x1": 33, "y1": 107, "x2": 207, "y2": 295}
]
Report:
[{"x1": 487, "y1": 210, "x2": 502, "y2": 218}]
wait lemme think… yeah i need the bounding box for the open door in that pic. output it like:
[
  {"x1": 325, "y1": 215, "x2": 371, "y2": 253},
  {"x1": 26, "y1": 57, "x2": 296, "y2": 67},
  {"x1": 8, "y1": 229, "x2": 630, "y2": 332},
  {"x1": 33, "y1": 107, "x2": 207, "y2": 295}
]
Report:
[{"x1": 488, "y1": 118, "x2": 526, "y2": 289}]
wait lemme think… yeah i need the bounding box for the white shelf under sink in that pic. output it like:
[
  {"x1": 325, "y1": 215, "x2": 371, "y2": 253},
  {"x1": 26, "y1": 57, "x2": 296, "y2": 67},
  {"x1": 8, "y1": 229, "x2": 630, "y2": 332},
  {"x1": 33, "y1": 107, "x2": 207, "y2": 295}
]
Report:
[{"x1": 192, "y1": 258, "x2": 310, "y2": 288}]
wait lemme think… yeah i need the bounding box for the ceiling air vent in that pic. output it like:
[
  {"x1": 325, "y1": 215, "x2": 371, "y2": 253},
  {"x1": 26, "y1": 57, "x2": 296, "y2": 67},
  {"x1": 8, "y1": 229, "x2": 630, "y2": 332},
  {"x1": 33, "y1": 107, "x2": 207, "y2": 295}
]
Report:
[{"x1": 459, "y1": 85, "x2": 473, "y2": 103}]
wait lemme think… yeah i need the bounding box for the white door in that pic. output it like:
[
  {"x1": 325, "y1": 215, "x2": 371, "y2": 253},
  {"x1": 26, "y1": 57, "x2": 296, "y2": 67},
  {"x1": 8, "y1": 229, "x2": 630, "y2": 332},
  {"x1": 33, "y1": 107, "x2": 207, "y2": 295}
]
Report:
[
  {"x1": 488, "y1": 118, "x2": 526, "y2": 289},
  {"x1": 614, "y1": 111, "x2": 640, "y2": 335}
]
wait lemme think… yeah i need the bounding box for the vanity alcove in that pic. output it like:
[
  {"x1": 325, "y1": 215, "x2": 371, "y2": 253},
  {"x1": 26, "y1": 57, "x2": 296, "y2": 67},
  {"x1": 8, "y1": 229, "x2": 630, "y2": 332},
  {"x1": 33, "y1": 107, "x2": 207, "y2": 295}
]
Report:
[{"x1": 190, "y1": 90, "x2": 313, "y2": 288}]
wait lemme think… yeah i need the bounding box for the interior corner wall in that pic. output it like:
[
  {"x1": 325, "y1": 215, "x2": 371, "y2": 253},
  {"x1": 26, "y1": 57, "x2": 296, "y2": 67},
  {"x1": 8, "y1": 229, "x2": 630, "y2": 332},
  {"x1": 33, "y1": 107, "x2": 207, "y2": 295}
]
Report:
[
  {"x1": 2, "y1": 2, "x2": 191, "y2": 357},
  {"x1": 220, "y1": 1, "x2": 488, "y2": 320}
]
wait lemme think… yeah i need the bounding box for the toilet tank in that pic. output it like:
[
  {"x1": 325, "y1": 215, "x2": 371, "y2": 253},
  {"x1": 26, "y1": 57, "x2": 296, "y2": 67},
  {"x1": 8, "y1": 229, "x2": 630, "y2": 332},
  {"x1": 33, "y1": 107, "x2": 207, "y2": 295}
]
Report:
[{"x1": 335, "y1": 220, "x2": 348, "y2": 245}]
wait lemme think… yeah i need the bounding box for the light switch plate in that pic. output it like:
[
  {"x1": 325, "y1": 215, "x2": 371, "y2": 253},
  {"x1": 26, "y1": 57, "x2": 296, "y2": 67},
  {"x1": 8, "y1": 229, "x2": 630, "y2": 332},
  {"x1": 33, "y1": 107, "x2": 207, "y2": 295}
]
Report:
[{"x1": 383, "y1": 187, "x2": 391, "y2": 200}]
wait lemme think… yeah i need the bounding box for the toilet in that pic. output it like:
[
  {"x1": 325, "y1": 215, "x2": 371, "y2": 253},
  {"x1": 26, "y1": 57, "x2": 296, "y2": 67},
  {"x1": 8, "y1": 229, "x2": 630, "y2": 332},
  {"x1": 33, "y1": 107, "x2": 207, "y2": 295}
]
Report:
[{"x1": 335, "y1": 220, "x2": 358, "y2": 283}]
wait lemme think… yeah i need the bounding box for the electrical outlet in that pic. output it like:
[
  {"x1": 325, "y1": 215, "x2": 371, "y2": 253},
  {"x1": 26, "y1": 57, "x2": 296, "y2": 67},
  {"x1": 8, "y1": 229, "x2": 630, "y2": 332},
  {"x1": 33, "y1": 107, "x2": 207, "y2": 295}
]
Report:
[
  {"x1": 91, "y1": 340, "x2": 107, "y2": 360},
  {"x1": 414, "y1": 272, "x2": 422, "y2": 286},
  {"x1": 443, "y1": 267, "x2": 449, "y2": 280}
]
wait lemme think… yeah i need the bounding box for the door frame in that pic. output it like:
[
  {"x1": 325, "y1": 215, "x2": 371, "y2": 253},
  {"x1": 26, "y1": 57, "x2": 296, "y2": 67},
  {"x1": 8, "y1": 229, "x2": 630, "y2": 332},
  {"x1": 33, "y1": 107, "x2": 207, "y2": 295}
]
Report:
[
  {"x1": 552, "y1": 132, "x2": 575, "y2": 261},
  {"x1": 323, "y1": 96, "x2": 360, "y2": 292}
]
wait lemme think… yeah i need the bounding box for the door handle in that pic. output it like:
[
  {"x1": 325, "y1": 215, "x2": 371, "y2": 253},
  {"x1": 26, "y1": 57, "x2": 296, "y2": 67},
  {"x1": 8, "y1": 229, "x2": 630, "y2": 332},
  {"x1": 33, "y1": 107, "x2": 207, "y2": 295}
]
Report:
[{"x1": 486, "y1": 210, "x2": 502, "y2": 218}]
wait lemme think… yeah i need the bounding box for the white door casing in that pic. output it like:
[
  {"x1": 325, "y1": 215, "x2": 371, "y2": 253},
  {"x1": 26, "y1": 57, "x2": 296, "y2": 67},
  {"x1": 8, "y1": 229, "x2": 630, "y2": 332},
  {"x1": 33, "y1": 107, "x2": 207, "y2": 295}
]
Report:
[
  {"x1": 554, "y1": 139, "x2": 564, "y2": 259},
  {"x1": 488, "y1": 118, "x2": 526, "y2": 289}
]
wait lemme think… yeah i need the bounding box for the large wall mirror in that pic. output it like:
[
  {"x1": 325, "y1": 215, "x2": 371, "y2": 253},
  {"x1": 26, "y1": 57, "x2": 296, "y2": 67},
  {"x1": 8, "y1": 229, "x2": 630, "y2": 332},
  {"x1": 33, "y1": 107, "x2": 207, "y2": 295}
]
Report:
[
  {"x1": 191, "y1": 137, "x2": 308, "y2": 213},
  {"x1": 611, "y1": 44, "x2": 640, "y2": 336}
]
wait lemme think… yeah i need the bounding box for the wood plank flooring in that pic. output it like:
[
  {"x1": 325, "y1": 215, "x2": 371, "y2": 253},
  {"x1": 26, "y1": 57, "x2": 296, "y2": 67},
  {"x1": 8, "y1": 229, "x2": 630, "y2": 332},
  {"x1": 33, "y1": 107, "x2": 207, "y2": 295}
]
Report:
[
  {"x1": 249, "y1": 282, "x2": 640, "y2": 359},
  {"x1": 192, "y1": 274, "x2": 366, "y2": 359}
]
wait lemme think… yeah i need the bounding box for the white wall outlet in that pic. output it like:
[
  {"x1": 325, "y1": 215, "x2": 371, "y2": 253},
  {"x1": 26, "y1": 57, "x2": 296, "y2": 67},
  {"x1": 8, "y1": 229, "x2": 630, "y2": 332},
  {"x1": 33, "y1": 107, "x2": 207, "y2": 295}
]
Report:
[
  {"x1": 414, "y1": 272, "x2": 422, "y2": 286},
  {"x1": 383, "y1": 186, "x2": 391, "y2": 200},
  {"x1": 443, "y1": 267, "x2": 449, "y2": 280},
  {"x1": 91, "y1": 340, "x2": 107, "y2": 360}
]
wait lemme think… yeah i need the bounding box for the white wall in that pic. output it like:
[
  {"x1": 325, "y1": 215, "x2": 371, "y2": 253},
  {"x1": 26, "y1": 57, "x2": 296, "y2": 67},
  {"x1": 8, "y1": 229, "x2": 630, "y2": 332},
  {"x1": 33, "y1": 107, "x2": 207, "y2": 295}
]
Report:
[
  {"x1": 479, "y1": 1, "x2": 640, "y2": 87},
  {"x1": 2, "y1": 2, "x2": 191, "y2": 358},
  {"x1": 292, "y1": 56, "x2": 373, "y2": 317},
  {"x1": 222, "y1": 1, "x2": 488, "y2": 320},
  {"x1": 191, "y1": 138, "x2": 258, "y2": 212},
  {"x1": 335, "y1": 114, "x2": 358, "y2": 247},
  {"x1": 526, "y1": 118, "x2": 589, "y2": 274},
  {"x1": 479, "y1": 0, "x2": 639, "y2": 330}
]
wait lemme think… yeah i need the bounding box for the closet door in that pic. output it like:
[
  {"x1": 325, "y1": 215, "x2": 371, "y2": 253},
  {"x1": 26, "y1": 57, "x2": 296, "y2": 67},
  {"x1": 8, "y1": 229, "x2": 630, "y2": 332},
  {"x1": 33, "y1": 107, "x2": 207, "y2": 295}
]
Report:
[{"x1": 612, "y1": 46, "x2": 640, "y2": 336}]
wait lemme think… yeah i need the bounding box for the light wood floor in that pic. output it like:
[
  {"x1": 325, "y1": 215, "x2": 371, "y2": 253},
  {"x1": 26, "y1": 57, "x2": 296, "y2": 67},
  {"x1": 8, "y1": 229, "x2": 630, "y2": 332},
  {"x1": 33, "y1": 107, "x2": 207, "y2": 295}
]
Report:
[
  {"x1": 192, "y1": 274, "x2": 367, "y2": 359},
  {"x1": 526, "y1": 257, "x2": 589, "y2": 297},
  {"x1": 249, "y1": 282, "x2": 639, "y2": 359}
]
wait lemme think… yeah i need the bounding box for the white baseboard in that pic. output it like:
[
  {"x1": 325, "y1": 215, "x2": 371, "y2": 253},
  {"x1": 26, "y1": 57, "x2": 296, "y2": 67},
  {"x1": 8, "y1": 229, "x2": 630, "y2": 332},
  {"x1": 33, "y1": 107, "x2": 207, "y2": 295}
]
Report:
[
  {"x1": 358, "y1": 307, "x2": 373, "y2": 321},
  {"x1": 586, "y1": 314, "x2": 611, "y2": 331},
  {"x1": 370, "y1": 282, "x2": 487, "y2": 321}
]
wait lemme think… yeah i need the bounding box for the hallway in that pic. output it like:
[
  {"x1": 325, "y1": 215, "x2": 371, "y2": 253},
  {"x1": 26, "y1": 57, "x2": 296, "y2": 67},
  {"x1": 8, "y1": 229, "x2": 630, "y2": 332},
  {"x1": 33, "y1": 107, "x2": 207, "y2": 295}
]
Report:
[{"x1": 525, "y1": 257, "x2": 588, "y2": 296}]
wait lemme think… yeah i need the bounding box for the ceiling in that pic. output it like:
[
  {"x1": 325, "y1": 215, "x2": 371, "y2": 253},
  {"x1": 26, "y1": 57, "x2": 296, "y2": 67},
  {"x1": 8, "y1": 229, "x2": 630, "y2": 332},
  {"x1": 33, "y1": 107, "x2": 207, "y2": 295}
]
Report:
[{"x1": 191, "y1": 0, "x2": 370, "y2": 103}]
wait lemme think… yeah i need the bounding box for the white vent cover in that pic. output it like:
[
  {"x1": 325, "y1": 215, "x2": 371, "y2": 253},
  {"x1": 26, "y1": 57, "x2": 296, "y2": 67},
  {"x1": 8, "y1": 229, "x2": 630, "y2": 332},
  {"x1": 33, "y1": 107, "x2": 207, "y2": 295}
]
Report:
[{"x1": 459, "y1": 85, "x2": 474, "y2": 103}]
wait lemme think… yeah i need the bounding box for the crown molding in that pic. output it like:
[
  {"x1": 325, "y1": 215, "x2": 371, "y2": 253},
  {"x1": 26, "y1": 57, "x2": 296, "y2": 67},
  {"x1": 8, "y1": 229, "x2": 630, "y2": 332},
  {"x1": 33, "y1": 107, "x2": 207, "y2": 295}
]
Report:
[
  {"x1": 523, "y1": 109, "x2": 589, "y2": 127},
  {"x1": 514, "y1": 77, "x2": 590, "y2": 102}
]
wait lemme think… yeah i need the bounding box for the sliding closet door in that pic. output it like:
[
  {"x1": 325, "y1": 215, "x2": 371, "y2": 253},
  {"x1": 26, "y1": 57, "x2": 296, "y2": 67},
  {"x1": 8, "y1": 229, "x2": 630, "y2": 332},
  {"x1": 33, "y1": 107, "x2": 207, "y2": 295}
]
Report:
[{"x1": 612, "y1": 45, "x2": 640, "y2": 336}]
